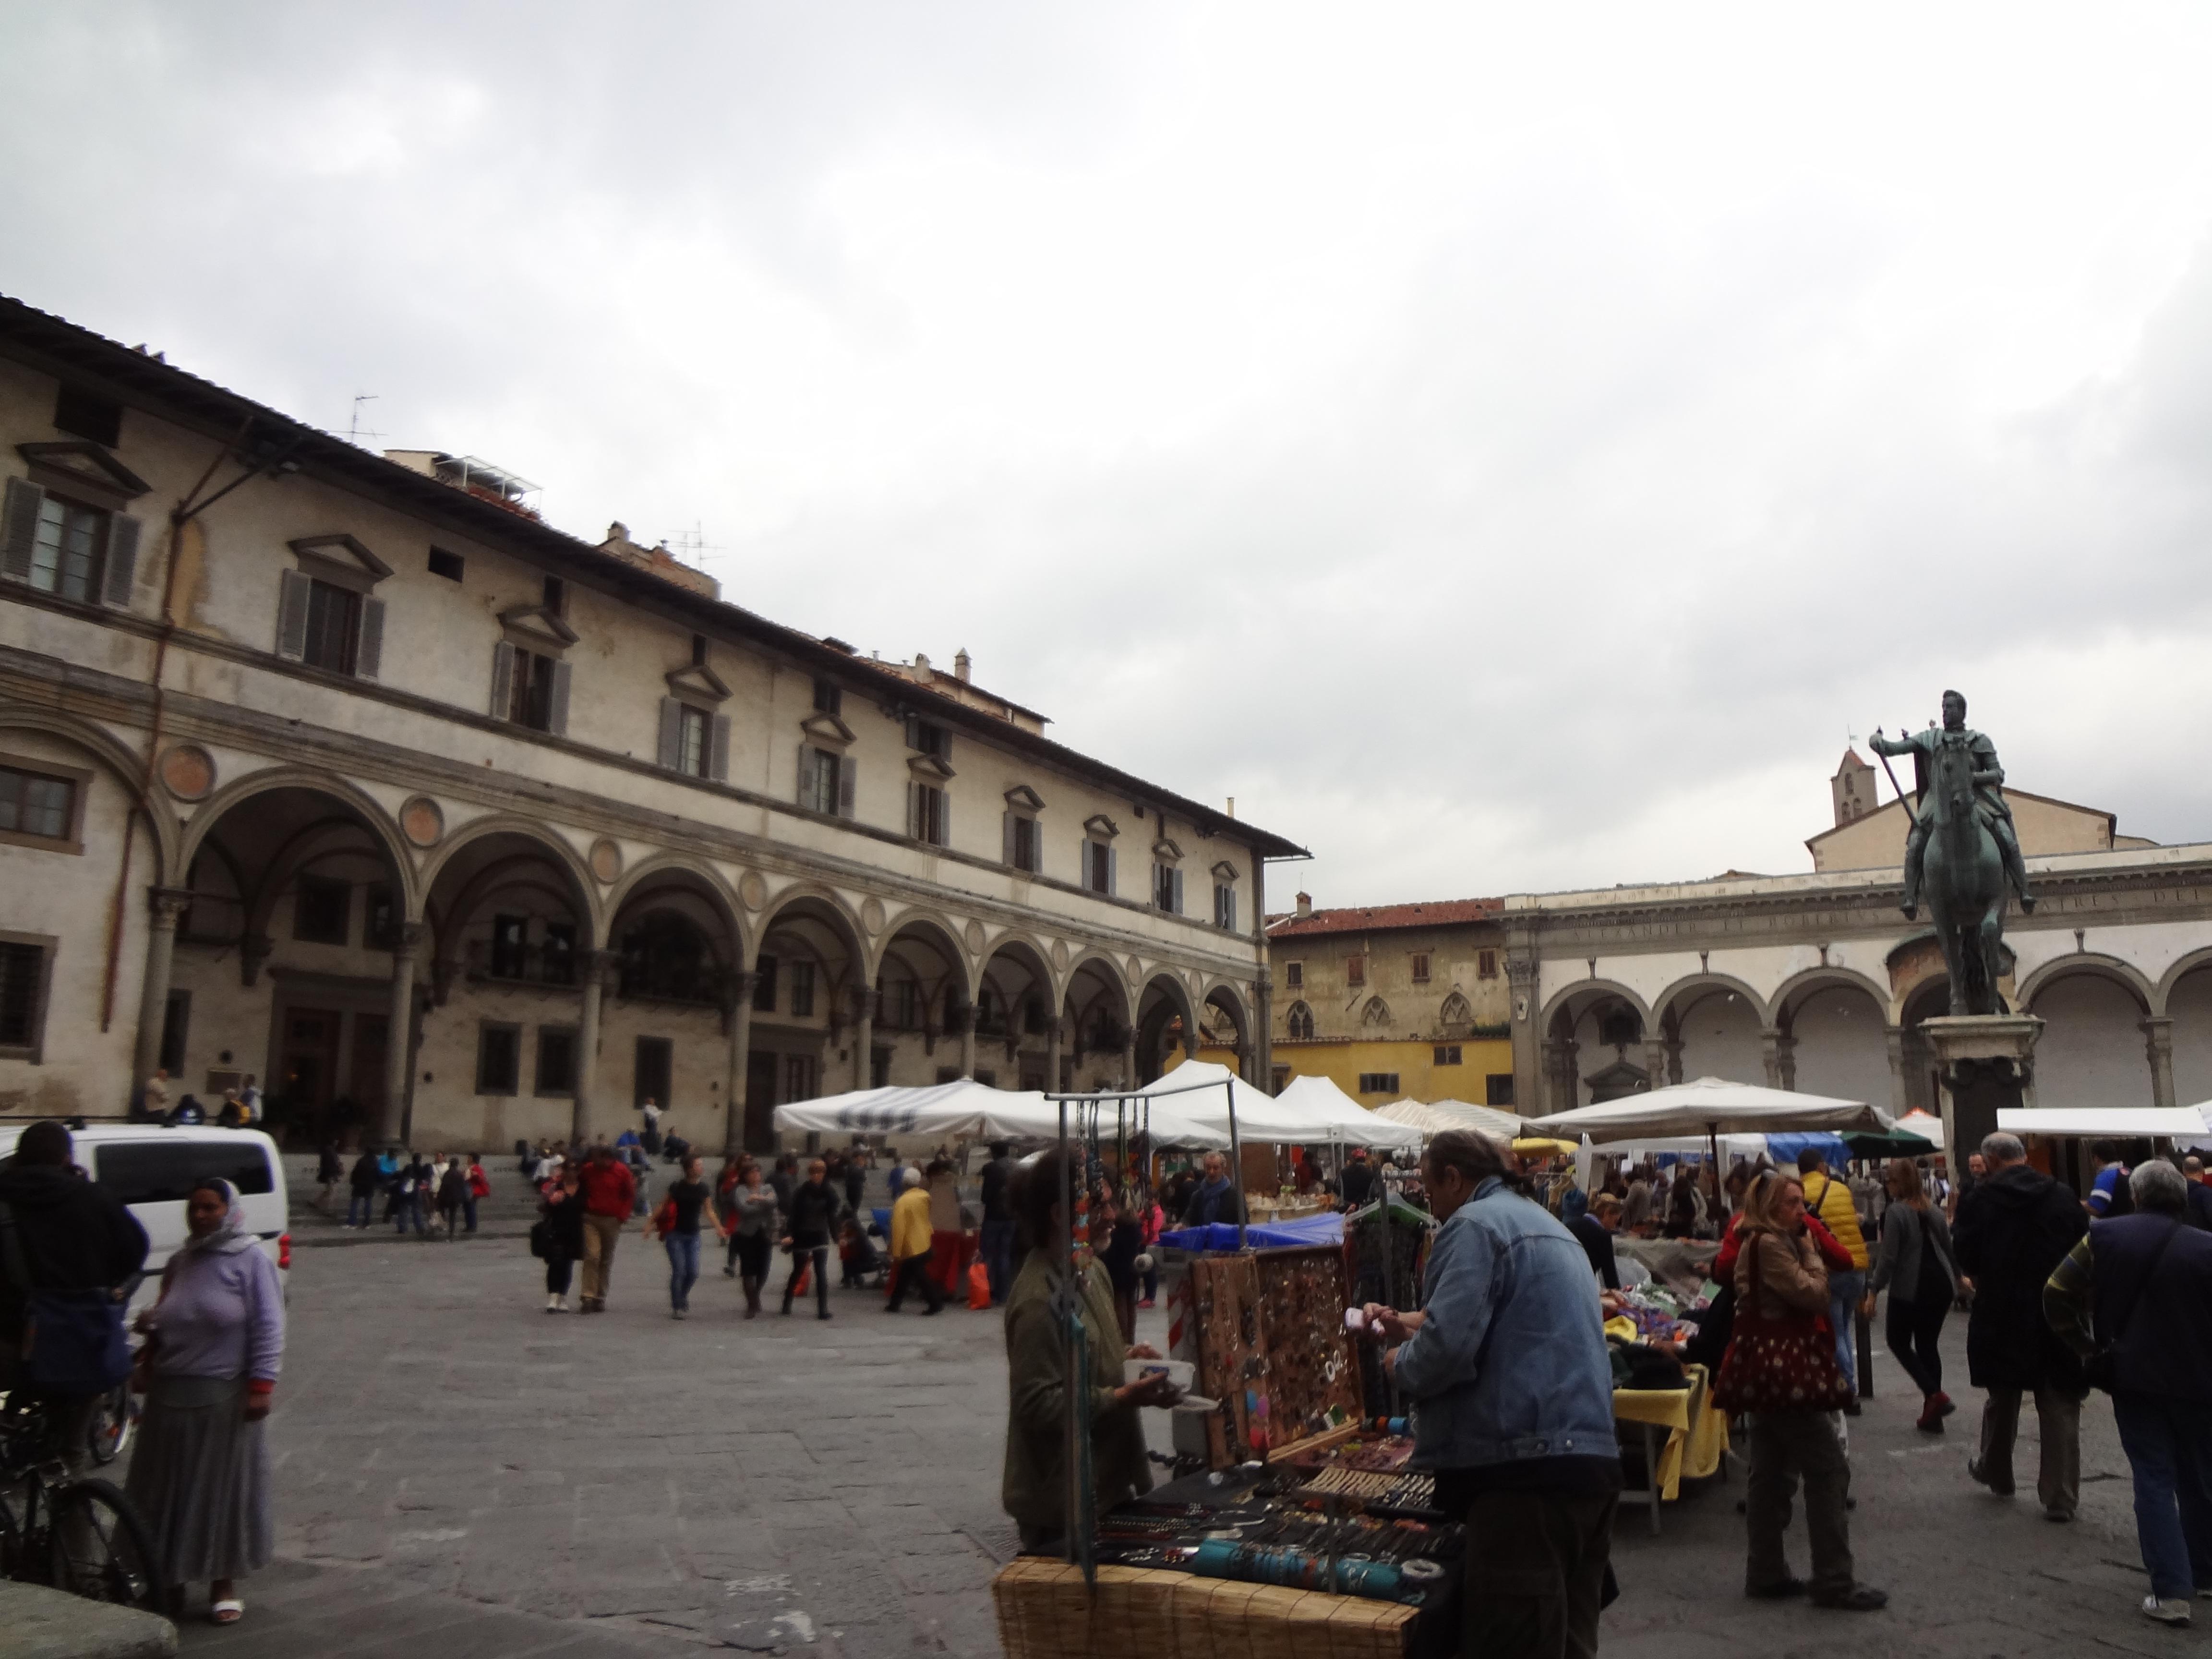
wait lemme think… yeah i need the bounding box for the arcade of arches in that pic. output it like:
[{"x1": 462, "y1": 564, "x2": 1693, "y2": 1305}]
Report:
[{"x1": 144, "y1": 779, "x2": 1259, "y2": 1155}]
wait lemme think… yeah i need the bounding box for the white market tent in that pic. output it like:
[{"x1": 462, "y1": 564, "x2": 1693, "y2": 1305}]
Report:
[
  {"x1": 1425, "y1": 1099, "x2": 1529, "y2": 1142},
  {"x1": 1527, "y1": 1076, "x2": 1887, "y2": 1144},
  {"x1": 1274, "y1": 1075, "x2": 1425, "y2": 1151},
  {"x1": 1139, "y1": 1061, "x2": 1322, "y2": 1143},
  {"x1": 772, "y1": 1079, "x2": 1234, "y2": 1148},
  {"x1": 2000, "y1": 1106, "x2": 2212, "y2": 1140},
  {"x1": 1376, "y1": 1099, "x2": 1462, "y2": 1137},
  {"x1": 1895, "y1": 1109, "x2": 1946, "y2": 1151}
]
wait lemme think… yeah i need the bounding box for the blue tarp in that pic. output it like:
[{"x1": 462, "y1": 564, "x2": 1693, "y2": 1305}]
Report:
[
  {"x1": 1763, "y1": 1132, "x2": 1851, "y2": 1167},
  {"x1": 1159, "y1": 1212, "x2": 1345, "y2": 1252}
]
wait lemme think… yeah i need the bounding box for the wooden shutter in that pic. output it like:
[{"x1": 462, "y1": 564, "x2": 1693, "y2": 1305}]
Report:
[
  {"x1": 1003, "y1": 811, "x2": 1015, "y2": 866},
  {"x1": 1172, "y1": 867, "x2": 1185, "y2": 914},
  {"x1": 1106, "y1": 845, "x2": 1117, "y2": 896},
  {"x1": 937, "y1": 788, "x2": 951, "y2": 847},
  {"x1": 657, "y1": 698, "x2": 684, "y2": 769},
  {"x1": 936, "y1": 729, "x2": 951, "y2": 765},
  {"x1": 838, "y1": 756, "x2": 856, "y2": 817},
  {"x1": 354, "y1": 597, "x2": 385, "y2": 679},
  {"x1": 798, "y1": 743, "x2": 814, "y2": 808},
  {"x1": 903, "y1": 713, "x2": 919, "y2": 750},
  {"x1": 276, "y1": 570, "x2": 313, "y2": 660},
  {"x1": 547, "y1": 660, "x2": 572, "y2": 735},
  {"x1": 708, "y1": 715, "x2": 731, "y2": 781},
  {"x1": 906, "y1": 780, "x2": 919, "y2": 839},
  {"x1": 0, "y1": 477, "x2": 41, "y2": 582},
  {"x1": 489, "y1": 641, "x2": 516, "y2": 718},
  {"x1": 100, "y1": 515, "x2": 141, "y2": 607}
]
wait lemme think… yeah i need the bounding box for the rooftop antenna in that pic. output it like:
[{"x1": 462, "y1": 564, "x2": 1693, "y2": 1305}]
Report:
[
  {"x1": 670, "y1": 519, "x2": 720, "y2": 561},
  {"x1": 347, "y1": 393, "x2": 382, "y2": 448}
]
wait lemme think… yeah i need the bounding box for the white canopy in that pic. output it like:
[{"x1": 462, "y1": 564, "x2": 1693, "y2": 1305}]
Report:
[
  {"x1": 1376, "y1": 1099, "x2": 1462, "y2": 1137},
  {"x1": 1527, "y1": 1076, "x2": 1887, "y2": 1143},
  {"x1": 1895, "y1": 1110, "x2": 1947, "y2": 1151},
  {"x1": 1424, "y1": 1099, "x2": 1530, "y2": 1142},
  {"x1": 771, "y1": 1080, "x2": 1048, "y2": 1141},
  {"x1": 2001, "y1": 1106, "x2": 2212, "y2": 1141},
  {"x1": 1274, "y1": 1075, "x2": 1425, "y2": 1151},
  {"x1": 1141, "y1": 1061, "x2": 1322, "y2": 1142}
]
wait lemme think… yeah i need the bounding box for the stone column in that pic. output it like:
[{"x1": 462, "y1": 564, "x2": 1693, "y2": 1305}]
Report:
[
  {"x1": 958, "y1": 1006, "x2": 978, "y2": 1080},
  {"x1": 1121, "y1": 1029, "x2": 1138, "y2": 1090},
  {"x1": 852, "y1": 986, "x2": 874, "y2": 1093},
  {"x1": 375, "y1": 923, "x2": 424, "y2": 1146},
  {"x1": 1884, "y1": 1024, "x2": 1910, "y2": 1117},
  {"x1": 132, "y1": 887, "x2": 193, "y2": 1085},
  {"x1": 1506, "y1": 937, "x2": 1541, "y2": 1116},
  {"x1": 2143, "y1": 1016, "x2": 2176, "y2": 1112},
  {"x1": 1642, "y1": 1039, "x2": 1669, "y2": 1093},
  {"x1": 723, "y1": 972, "x2": 757, "y2": 1158},
  {"x1": 572, "y1": 949, "x2": 615, "y2": 1146},
  {"x1": 1250, "y1": 857, "x2": 1272, "y2": 1092},
  {"x1": 1543, "y1": 1036, "x2": 1579, "y2": 1115},
  {"x1": 1759, "y1": 1027, "x2": 1798, "y2": 1091},
  {"x1": 1048, "y1": 1016, "x2": 1065, "y2": 1095}
]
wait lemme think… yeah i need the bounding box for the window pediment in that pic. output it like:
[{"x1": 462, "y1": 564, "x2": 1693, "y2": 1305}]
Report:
[
  {"x1": 665, "y1": 662, "x2": 731, "y2": 705},
  {"x1": 498, "y1": 602, "x2": 578, "y2": 653},
  {"x1": 1151, "y1": 836, "x2": 1184, "y2": 864},
  {"x1": 18, "y1": 440, "x2": 150, "y2": 507},
  {"x1": 1211, "y1": 859, "x2": 1240, "y2": 883},
  {"x1": 802, "y1": 711, "x2": 855, "y2": 748},
  {"x1": 290, "y1": 533, "x2": 394, "y2": 593},
  {"x1": 907, "y1": 752, "x2": 956, "y2": 782},
  {"x1": 1084, "y1": 813, "x2": 1119, "y2": 841},
  {"x1": 1004, "y1": 784, "x2": 1045, "y2": 813}
]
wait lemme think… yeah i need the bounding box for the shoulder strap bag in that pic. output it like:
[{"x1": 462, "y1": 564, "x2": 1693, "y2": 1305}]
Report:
[
  {"x1": 1711, "y1": 1232, "x2": 1852, "y2": 1418},
  {"x1": 2083, "y1": 1220, "x2": 2180, "y2": 1395},
  {"x1": 0, "y1": 1201, "x2": 132, "y2": 1397}
]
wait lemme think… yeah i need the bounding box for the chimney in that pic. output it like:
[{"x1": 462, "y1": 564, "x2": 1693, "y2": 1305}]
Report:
[
  {"x1": 954, "y1": 648, "x2": 972, "y2": 684},
  {"x1": 914, "y1": 651, "x2": 932, "y2": 679},
  {"x1": 1226, "y1": 796, "x2": 1236, "y2": 818},
  {"x1": 1295, "y1": 891, "x2": 1312, "y2": 919}
]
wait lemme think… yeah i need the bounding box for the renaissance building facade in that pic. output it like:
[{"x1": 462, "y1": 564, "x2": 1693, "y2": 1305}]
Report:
[{"x1": 0, "y1": 297, "x2": 1299, "y2": 1153}]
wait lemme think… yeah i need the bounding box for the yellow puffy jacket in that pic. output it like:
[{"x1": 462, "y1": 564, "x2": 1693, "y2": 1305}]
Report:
[
  {"x1": 890, "y1": 1186, "x2": 934, "y2": 1261},
  {"x1": 1803, "y1": 1169, "x2": 1868, "y2": 1270}
]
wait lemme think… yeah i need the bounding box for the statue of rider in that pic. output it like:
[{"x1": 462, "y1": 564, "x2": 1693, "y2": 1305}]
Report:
[{"x1": 1869, "y1": 690, "x2": 2036, "y2": 920}]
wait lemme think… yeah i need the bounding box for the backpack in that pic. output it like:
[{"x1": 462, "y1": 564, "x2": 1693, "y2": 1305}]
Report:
[{"x1": 0, "y1": 1202, "x2": 131, "y2": 1396}]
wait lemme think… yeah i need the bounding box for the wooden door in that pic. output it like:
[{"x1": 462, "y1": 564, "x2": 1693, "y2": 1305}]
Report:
[
  {"x1": 745, "y1": 1051, "x2": 779, "y2": 1153},
  {"x1": 349, "y1": 1015, "x2": 389, "y2": 1137},
  {"x1": 280, "y1": 1009, "x2": 340, "y2": 1123}
]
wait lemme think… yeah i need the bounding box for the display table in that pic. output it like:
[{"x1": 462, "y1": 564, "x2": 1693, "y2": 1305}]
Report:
[
  {"x1": 991, "y1": 1559, "x2": 1419, "y2": 1659},
  {"x1": 1611, "y1": 1363, "x2": 1725, "y2": 1534}
]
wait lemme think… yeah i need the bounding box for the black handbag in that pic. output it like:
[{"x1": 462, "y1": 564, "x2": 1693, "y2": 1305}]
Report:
[
  {"x1": 2083, "y1": 1220, "x2": 2178, "y2": 1395},
  {"x1": 0, "y1": 1202, "x2": 132, "y2": 1396},
  {"x1": 528, "y1": 1218, "x2": 554, "y2": 1260}
]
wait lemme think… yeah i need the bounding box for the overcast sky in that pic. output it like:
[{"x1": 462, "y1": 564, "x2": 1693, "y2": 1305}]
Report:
[{"x1": 9, "y1": 3, "x2": 2212, "y2": 905}]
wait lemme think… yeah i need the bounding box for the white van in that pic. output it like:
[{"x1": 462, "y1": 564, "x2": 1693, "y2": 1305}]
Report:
[{"x1": 0, "y1": 1124, "x2": 289, "y2": 1309}]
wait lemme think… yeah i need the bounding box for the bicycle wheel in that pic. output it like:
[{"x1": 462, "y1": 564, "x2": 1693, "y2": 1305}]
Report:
[
  {"x1": 0, "y1": 1469, "x2": 32, "y2": 1579},
  {"x1": 85, "y1": 1387, "x2": 132, "y2": 1466},
  {"x1": 48, "y1": 1478, "x2": 161, "y2": 1610}
]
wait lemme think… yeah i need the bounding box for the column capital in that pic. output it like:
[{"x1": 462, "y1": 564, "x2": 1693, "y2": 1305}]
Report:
[
  {"x1": 392, "y1": 921, "x2": 428, "y2": 953},
  {"x1": 148, "y1": 886, "x2": 193, "y2": 926}
]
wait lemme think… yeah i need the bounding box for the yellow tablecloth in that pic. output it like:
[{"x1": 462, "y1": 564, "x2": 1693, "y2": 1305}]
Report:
[{"x1": 1613, "y1": 1363, "x2": 1724, "y2": 1501}]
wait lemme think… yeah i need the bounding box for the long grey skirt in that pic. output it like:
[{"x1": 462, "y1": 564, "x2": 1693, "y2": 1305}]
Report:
[{"x1": 124, "y1": 1374, "x2": 273, "y2": 1585}]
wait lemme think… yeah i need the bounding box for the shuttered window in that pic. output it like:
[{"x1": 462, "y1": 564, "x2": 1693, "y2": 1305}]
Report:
[
  {"x1": 0, "y1": 767, "x2": 74, "y2": 843},
  {"x1": 1084, "y1": 840, "x2": 1116, "y2": 896},
  {"x1": 909, "y1": 782, "x2": 950, "y2": 847},
  {"x1": 1214, "y1": 883, "x2": 1237, "y2": 931},
  {"x1": 276, "y1": 569, "x2": 383, "y2": 680},
  {"x1": 494, "y1": 645, "x2": 570, "y2": 735},
  {"x1": 1003, "y1": 813, "x2": 1040, "y2": 873},
  {"x1": 0, "y1": 480, "x2": 139, "y2": 610},
  {"x1": 657, "y1": 697, "x2": 729, "y2": 779},
  {"x1": 1153, "y1": 864, "x2": 1184, "y2": 914}
]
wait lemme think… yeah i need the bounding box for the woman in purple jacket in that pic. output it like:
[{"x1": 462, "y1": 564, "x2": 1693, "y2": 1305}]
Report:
[{"x1": 127, "y1": 1178, "x2": 285, "y2": 1626}]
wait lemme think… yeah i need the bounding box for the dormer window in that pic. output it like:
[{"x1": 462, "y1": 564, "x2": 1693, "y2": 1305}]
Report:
[
  {"x1": 904, "y1": 715, "x2": 950, "y2": 761},
  {"x1": 277, "y1": 534, "x2": 393, "y2": 680},
  {"x1": 1003, "y1": 785, "x2": 1045, "y2": 875}
]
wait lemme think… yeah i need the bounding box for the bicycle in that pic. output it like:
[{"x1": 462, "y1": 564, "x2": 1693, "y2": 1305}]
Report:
[
  {"x1": 85, "y1": 1383, "x2": 134, "y2": 1466},
  {"x1": 0, "y1": 1391, "x2": 160, "y2": 1611}
]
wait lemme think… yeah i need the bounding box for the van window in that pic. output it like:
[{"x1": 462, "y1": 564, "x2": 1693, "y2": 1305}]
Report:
[{"x1": 93, "y1": 1141, "x2": 275, "y2": 1207}]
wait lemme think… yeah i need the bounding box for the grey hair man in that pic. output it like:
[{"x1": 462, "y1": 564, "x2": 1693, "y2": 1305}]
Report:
[
  {"x1": 1954, "y1": 1131, "x2": 2087, "y2": 1521},
  {"x1": 2046, "y1": 1157, "x2": 2212, "y2": 1625}
]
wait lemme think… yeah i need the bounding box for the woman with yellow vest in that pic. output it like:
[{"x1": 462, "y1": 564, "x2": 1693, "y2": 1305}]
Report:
[{"x1": 1797, "y1": 1149, "x2": 1869, "y2": 1410}]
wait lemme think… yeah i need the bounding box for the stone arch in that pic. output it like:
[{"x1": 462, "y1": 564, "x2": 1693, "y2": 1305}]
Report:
[
  {"x1": 2156, "y1": 948, "x2": 2212, "y2": 1017},
  {"x1": 1135, "y1": 970, "x2": 1200, "y2": 1084},
  {"x1": 1652, "y1": 972, "x2": 1773, "y2": 1031},
  {"x1": 754, "y1": 884, "x2": 868, "y2": 986},
  {"x1": 1438, "y1": 990, "x2": 1474, "y2": 1030},
  {"x1": 1770, "y1": 967, "x2": 1892, "y2": 1105},
  {"x1": 606, "y1": 856, "x2": 748, "y2": 1010},
  {"x1": 419, "y1": 813, "x2": 599, "y2": 942},
  {"x1": 869, "y1": 904, "x2": 974, "y2": 1000},
  {"x1": 1200, "y1": 980, "x2": 1254, "y2": 1081},
  {"x1": 1063, "y1": 949, "x2": 1134, "y2": 1074},
  {"x1": 1654, "y1": 974, "x2": 1768, "y2": 1089},
  {"x1": 0, "y1": 701, "x2": 180, "y2": 883},
  {"x1": 979, "y1": 933, "x2": 1058, "y2": 1078},
  {"x1": 183, "y1": 765, "x2": 418, "y2": 918},
  {"x1": 1359, "y1": 995, "x2": 1391, "y2": 1027},
  {"x1": 1770, "y1": 966, "x2": 1890, "y2": 1027},
  {"x1": 607, "y1": 854, "x2": 749, "y2": 960},
  {"x1": 2162, "y1": 950, "x2": 2212, "y2": 1109},
  {"x1": 1538, "y1": 977, "x2": 1654, "y2": 1037},
  {"x1": 2018, "y1": 953, "x2": 2155, "y2": 1018}
]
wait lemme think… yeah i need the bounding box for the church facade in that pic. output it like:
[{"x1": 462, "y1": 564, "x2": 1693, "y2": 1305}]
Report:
[{"x1": 0, "y1": 297, "x2": 1301, "y2": 1152}]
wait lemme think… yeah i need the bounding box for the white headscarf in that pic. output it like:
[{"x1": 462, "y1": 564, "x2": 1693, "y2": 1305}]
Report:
[{"x1": 180, "y1": 1177, "x2": 258, "y2": 1257}]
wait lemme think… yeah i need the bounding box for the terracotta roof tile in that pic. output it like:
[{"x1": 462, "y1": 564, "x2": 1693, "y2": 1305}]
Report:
[{"x1": 1265, "y1": 897, "x2": 1503, "y2": 938}]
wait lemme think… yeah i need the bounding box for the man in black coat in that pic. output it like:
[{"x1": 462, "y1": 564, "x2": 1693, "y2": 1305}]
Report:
[{"x1": 1954, "y1": 1130, "x2": 2088, "y2": 1519}]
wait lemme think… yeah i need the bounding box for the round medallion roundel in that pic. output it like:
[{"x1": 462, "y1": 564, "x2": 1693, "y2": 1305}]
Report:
[
  {"x1": 589, "y1": 838, "x2": 623, "y2": 885},
  {"x1": 738, "y1": 870, "x2": 768, "y2": 911},
  {"x1": 1051, "y1": 939, "x2": 1070, "y2": 972},
  {"x1": 158, "y1": 745, "x2": 216, "y2": 802},
  {"x1": 1127, "y1": 955, "x2": 1143, "y2": 985},
  {"x1": 398, "y1": 795, "x2": 445, "y2": 849},
  {"x1": 862, "y1": 897, "x2": 886, "y2": 936},
  {"x1": 964, "y1": 919, "x2": 986, "y2": 956}
]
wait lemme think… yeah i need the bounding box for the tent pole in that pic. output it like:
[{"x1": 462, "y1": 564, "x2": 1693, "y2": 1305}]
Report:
[{"x1": 1227, "y1": 1080, "x2": 1247, "y2": 1253}]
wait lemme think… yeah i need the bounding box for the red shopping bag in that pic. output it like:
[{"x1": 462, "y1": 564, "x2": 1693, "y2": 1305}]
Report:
[
  {"x1": 967, "y1": 1258, "x2": 992, "y2": 1310},
  {"x1": 793, "y1": 1261, "x2": 812, "y2": 1298}
]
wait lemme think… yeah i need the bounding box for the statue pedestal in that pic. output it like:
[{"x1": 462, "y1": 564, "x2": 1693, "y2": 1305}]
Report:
[{"x1": 1920, "y1": 1014, "x2": 2043, "y2": 1167}]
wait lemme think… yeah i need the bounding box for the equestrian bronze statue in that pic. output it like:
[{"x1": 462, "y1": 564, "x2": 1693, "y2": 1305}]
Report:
[{"x1": 1869, "y1": 691, "x2": 2034, "y2": 1017}]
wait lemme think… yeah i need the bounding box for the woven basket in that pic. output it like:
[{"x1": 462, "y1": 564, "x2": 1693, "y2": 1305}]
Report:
[{"x1": 991, "y1": 1558, "x2": 1415, "y2": 1659}]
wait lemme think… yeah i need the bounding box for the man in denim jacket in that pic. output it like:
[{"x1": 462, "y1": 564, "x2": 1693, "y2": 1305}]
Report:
[{"x1": 1366, "y1": 1130, "x2": 1620, "y2": 1658}]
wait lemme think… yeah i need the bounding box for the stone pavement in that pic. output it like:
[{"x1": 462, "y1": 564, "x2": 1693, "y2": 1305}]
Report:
[{"x1": 155, "y1": 1180, "x2": 2196, "y2": 1655}]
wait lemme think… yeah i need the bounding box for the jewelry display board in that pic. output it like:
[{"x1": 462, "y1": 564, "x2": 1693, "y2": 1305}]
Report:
[{"x1": 1189, "y1": 1245, "x2": 1363, "y2": 1467}]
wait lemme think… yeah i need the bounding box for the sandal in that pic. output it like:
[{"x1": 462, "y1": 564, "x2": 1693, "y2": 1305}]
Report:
[{"x1": 211, "y1": 1599, "x2": 244, "y2": 1625}]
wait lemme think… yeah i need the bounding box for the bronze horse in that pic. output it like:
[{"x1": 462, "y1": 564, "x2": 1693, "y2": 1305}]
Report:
[{"x1": 1920, "y1": 733, "x2": 2007, "y2": 1016}]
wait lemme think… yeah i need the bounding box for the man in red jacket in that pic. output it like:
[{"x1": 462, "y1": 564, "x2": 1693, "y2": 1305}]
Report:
[{"x1": 577, "y1": 1143, "x2": 636, "y2": 1313}]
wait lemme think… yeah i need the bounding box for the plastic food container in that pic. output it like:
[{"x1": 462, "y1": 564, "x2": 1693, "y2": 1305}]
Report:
[{"x1": 1124, "y1": 1358, "x2": 1196, "y2": 1394}]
